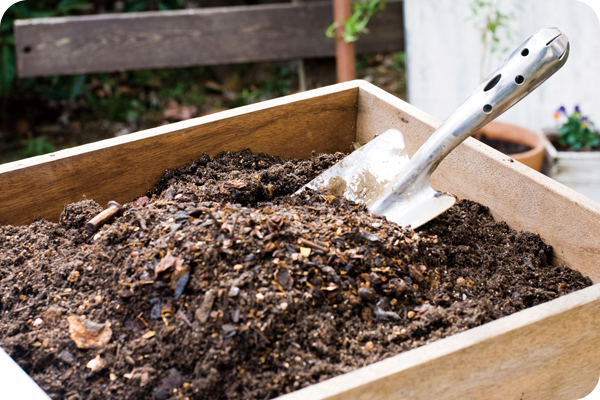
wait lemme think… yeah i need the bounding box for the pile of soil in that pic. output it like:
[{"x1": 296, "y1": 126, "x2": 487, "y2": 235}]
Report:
[
  {"x1": 479, "y1": 135, "x2": 533, "y2": 154},
  {"x1": 0, "y1": 150, "x2": 592, "y2": 400}
]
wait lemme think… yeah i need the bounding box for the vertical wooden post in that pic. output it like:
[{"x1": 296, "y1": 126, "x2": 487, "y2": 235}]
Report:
[
  {"x1": 298, "y1": 0, "x2": 338, "y2": 90},
  {"x1": 333, "y1": 0, "x2": 356, "y2": 82}
]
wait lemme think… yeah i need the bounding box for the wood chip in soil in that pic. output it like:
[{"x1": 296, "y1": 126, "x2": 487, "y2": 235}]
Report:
[{"x1": 0, "y1": 149, "x2": 592, "y2": 400}]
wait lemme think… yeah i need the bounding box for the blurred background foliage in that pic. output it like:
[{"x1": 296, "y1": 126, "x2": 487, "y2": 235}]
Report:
[{"x1": 0, "y1": 0, "x2": 406, "y2": 163}]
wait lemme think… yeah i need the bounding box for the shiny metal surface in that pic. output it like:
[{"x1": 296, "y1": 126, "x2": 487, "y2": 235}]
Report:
[{"x1": 303, "y1": 27, "x2": 569, "y2": 229}]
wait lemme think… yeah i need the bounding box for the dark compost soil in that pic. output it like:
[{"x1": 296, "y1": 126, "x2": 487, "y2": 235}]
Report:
[
  {"x1": 479, "y1": 134, "x2": 533, "y2": 154},
  {"x1": 0, "y1": 150, "x2": 592, "y2": 400}
]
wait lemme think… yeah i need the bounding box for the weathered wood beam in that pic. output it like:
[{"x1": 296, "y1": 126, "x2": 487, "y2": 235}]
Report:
[{"x1": 14, "y1": 1, "x2": 403, "y2": 77}]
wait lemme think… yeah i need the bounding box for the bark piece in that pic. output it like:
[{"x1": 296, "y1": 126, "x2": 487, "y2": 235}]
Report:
[{"x1": 67, "y1": 315, "x2": 112, "y2": 350}]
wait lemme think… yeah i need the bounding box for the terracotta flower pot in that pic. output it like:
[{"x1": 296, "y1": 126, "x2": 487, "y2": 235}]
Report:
[{"x1": 475, "y1": 121, "x2": 546, "y2": 171}]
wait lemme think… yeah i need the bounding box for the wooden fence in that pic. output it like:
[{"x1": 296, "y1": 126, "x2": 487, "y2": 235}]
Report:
[{"x1": 14, "y1": 0, "x2": 404, "y2": 78}]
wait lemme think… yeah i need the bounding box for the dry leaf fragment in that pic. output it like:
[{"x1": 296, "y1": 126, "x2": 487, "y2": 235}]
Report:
[
  {"x1": 154, "y1": 254, "x2": 184, "y2": 279},
  {"x1": 321, "y1": 282, "x2": 339, "y2": 291},
  {"x1": 67, "y1": 270, "x2": 80, "y2": 282},
  {"x1": 133, "y1": 196, "x2": 149, "y2": 208},
  {"x1": 224, "y1": 179, "x2": 247, "y2": 189},
  {"x1": 221, "y1": 222, "x2": 234, "y2": 235},
  {"x1": 274, "y1": 267, "x2": 293, "y2": 291},
  {"x1": 266, "y1": 215, "x2": 284, "y2": 232},
  {"x1": 86, "y1": 355, "x2": 105, "y2": 372},
  {"x1": 408, "y1": 264, "x2": 424, "y2": 283},
  {"x1": 67, "y1": 315, "x2": 112, "y2": 349},
  {"x1": 170, "y1": 261, "x2": 190, "y2": 300},
  {"x1": 300, "y1": 247, "x2": 311, "y2": 257},
  {"x1": 205, "y1": 80, "x2": 222, "y2": 91},
  {"x1": 154, "y1": 368, "x2": 183, "y2": 400},
  {"x1": 195, "y1": 289, "x2": 217, "y2": 324},
  {"x1": 163, "y1": 100, "x2": 198, "y2": 121},
  {"x1": 43, "y1": 305, "x2": 65, "y2": 324},
  {"x1": 142, "y1": 330, "x2": 156, "y2": 339}
]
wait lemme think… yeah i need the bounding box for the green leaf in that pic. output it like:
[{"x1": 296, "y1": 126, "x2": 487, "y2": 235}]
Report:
[
  {"x1": 0, "y1": 18, "x2": 14, "y2": 34},
  {"x1": 68, "y1": 74, "x2": 86, "y2": 101},
  {"x1": 6, "y1": 2, "x2": 31, "y2": 20},
  {"x1": 328, "y1": 0, "x2": 385, "y2": 43},
  {"x1": 57, "y1": 0, "x2": 93, "y2": 13},
  {"x1": 1, "y1": 36, "x2": 15, "y2": 45},
  {"x1": 158, "y1": 1, "x2": 172, "y2": 11},
  {"x1": 325, "y1": 22, "x2": 338, "y2": 38},
  {"x1": 21, "y1": 138, "x2": 57, "y2": 158},
  {"x1": 123, "y1": 1, "x2": 148, "y2": 12},
  {"x1": 29, "y1": 10, "x2": 59, "y2": 18},
  {"x1": 0, "y1": 44, "x2": 15, "y2": 97}
]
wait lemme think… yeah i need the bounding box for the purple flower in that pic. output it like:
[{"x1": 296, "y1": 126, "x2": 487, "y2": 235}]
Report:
[
  {"x1": 557, "y1": 106, "x2": 566, "y2": 115},
  {"x1": 575, "y1": 105, "x2": 581, "y2": 113},
  {"x1": 582, "y1": 116, "x2": 589, "y2": 122}
]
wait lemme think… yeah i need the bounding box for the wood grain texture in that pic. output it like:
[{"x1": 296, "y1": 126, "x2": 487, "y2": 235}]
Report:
[
  {"x1": 14, "y1": 1, "x2": 404, "y2": 77},
  {"x1": 277, "y1": 284, "x2": 600, "y2": 400},
  {"x1": 0, "y1": 82, "x2": 359, "y2": 226},
  {"x1": 356, "y1": 83, "x2": 600, "y2": 283},
  {"x1": 303, "y1": 57, "x2": 338, "y2": 89}
]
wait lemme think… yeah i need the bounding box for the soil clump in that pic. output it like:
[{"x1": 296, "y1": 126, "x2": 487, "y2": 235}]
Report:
[
  {"x1": 0, "y1": 150, "x2": 592, "y2": 400},
  {"x1": 479, "y1": 134, "x2": 533, "y2": 154}
]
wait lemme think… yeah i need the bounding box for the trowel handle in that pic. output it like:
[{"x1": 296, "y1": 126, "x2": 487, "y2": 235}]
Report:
[{"x1": 405, "y1": 27, "x2": 569, "y2": 186}]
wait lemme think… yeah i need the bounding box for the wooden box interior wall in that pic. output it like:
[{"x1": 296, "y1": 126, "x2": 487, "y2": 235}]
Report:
[{"x1": 0, "y1": 86, "x2": 358, "y2": 227}]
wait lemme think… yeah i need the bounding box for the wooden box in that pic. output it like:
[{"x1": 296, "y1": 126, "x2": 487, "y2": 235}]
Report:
[{"x1": 2, "y1": 80, "x2": 600, "y2": 399}]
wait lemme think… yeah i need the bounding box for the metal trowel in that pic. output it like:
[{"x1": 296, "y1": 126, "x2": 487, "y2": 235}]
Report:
[{"x1": 300, "y1": 27, "x2": 569, "y2": 229}]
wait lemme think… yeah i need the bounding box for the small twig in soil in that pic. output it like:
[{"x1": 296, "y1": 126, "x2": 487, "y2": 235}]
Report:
[
  {"x1": 85, "y1": 201, "x2": 125, "y2": 235},
  {"x1": 297, "y1": 238, "x2": 329, "y2": 253}
]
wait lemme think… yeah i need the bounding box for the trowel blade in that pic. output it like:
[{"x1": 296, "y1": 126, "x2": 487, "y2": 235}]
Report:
[
  {"x1": 302, "y1": 129, "x2": 456, "y2": 229},
  {"x1": 372, "y1": 185, "x2": 457, "y2": 230}
]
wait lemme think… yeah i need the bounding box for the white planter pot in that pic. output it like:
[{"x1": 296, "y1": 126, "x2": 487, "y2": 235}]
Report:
[{"x1": 546, "y1": 140, "x2": 600, "y2": 204}]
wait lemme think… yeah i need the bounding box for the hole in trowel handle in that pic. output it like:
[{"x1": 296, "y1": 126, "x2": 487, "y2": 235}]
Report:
[
  {"x1": 483, "y1": 104, "x2": 493, "y2": 114},
  {"x1": 484, "y1": 74, "x2": 501, "y2": 92},
  {"x1": 515, "y1": 75, "x2": 525, "y2": 85},
  {"x1": 521, "y1": 48, "x2": 529, "y2": 56}
]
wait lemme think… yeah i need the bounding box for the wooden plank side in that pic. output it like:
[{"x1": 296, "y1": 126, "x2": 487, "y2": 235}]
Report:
[
  {"x1": 14, "y1": 1, "x2": 404, "y2": 77},
  {"x1": 0, "y1": 83, "x2": 359, "y2": 226},
  {"x1": 278, "y1": 284, "x2": 600, "y2": 400},
  {"x1": 355, "y1": 84, "x2": 600, "y2": 282}
]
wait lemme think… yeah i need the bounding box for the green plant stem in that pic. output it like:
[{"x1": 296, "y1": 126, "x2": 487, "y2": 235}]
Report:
[{"x1": 326, "y1": 0, "x2": 385, "y2": 43}]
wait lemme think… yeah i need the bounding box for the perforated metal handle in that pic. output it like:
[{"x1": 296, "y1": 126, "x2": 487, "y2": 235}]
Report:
[{"x1": 371, "y1": 27, "x2": 569, "y2": 215}]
